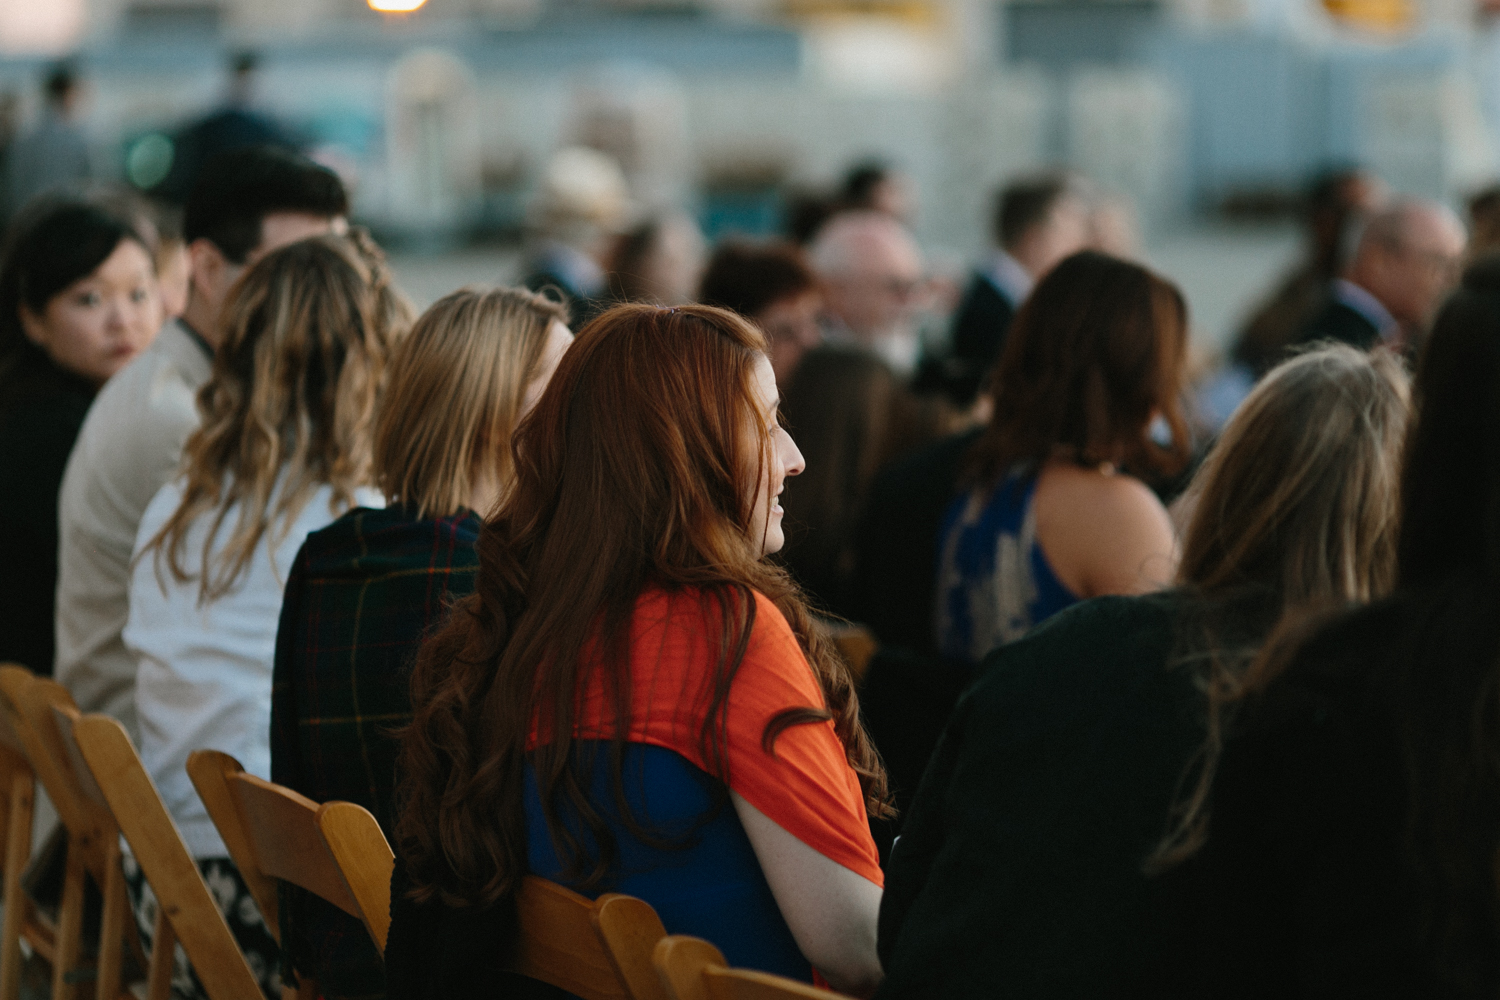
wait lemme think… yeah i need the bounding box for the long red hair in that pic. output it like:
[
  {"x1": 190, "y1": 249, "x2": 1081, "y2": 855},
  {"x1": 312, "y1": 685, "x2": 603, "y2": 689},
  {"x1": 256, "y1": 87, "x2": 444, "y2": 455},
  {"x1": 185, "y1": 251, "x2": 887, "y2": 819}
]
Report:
[{"x1": 394, "y1": 303, "x2": 890, "y2": 907}]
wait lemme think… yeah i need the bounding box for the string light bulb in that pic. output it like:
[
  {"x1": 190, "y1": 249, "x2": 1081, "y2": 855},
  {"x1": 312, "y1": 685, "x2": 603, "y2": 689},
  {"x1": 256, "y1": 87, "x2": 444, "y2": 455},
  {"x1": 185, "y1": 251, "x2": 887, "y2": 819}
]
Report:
[{"x1": 368, "y1": 0, "x2": 427, "y2": 11}]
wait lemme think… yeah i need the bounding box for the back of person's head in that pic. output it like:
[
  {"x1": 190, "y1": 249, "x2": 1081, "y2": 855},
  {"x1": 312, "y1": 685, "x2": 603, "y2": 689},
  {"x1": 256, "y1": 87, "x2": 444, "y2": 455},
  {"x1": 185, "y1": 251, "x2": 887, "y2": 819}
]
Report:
[
  {"x1": 374, "y1": 286, "x2": 567, "y2": 519},
  {"x1": 0, "y1": 199, "x2": 152, "y2": 382},
  {"x1": 146, "y1": 234, "x2": 398, "y2": 602},
  {"x1": 1181, "y1": 344, "x2": 1409, "y2": 606},
  {"x1": 183, "y1": 146, "x2": 347, "y2": 265},
  {"x1": 1398, "y1": 253, "x2": 1500, "y2": 589},
  {"x1": 967, "y1": 250, "x2": 1190, "y2": 487},
  {"x1": 43, "y1": 62, "x2": 76, "y2": 107},
  {"x1": 698, "y1": 239, "x2": 817, "y2": 318},
  {"x1": 808, "y1": 209, "x2": 919, "y2": 279},
  {"x1": 993, "y1": 173, "x2": 1086, "y2": 249},
  {"x1": 396, "y1": 302, "x2": 889, "y2": 908},
  {"x1": 603, "y1": 212, "x2": 705, "y2": 306}
]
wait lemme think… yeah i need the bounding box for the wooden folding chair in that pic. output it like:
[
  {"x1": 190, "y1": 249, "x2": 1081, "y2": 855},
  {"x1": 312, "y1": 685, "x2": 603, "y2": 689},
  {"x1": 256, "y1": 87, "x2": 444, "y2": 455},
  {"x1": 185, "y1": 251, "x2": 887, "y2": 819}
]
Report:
[
  {"x1": 0, "y1": 668, "x2": 147, "y2": 1000},
  {"x1": 187, "y1": 750, "x2": 372, "y2": 999},
  {"x1": 313, "y1": 800, "x2": 671, "y2": 1000},
  {"x1": 52, "y1": 708, "x2": 264, "y2": 1000},
  {"x1": 653, "y1": 936, "x2": 850, "y2": 1000},
  {"x1": 0, "y1": 665, "x2": 54, "y2": 1000}
]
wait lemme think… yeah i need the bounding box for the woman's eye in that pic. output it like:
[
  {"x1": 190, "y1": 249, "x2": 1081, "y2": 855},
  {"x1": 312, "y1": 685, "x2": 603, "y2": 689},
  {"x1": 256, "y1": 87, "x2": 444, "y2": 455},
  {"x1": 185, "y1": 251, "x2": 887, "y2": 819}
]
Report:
[
  {"x1": 131, "y1": 287, "x2": 149, "y2": 303},
  {"x1": 75, "y1": 291, "x2": 100, "y2": 307}
]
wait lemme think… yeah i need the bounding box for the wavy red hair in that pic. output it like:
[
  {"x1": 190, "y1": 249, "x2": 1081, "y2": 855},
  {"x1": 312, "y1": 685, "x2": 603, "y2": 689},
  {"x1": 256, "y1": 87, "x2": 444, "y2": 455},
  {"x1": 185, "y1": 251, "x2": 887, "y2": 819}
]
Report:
[{"x1": 394, "y1": 303, "x2": 890, "y2": 907}]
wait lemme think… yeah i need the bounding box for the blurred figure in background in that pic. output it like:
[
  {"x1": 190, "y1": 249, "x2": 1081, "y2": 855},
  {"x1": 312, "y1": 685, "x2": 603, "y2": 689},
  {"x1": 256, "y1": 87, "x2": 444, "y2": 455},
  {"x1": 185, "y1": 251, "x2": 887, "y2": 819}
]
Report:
[
  {"x1": 934, "y1": 251, "x2": 1188, "y2": 664},
  {"x1": 153, "y1": 51, "x2": 301, "y2": 204},
  {"x1": 89, "y1": 185, "x2": 190, "y2": 320},
  {"x1": 810, "y1": 210, "x2": 927, "y2": 376},
  {"x1": 943, "y1": 174, "x2": 1093, "y2": 409},
  {"x1": 604, "y1": 210, "x2": 706, "y2": 306},
  {"x1": 0, "y1": 202, "x2": 159, "y2": 675},
  {"x1": 5, "y1": 63, "x2": 91, "y2": 218},
  {"x1": 1090, "y1": 192, "x2": 1143, "y2": 260},
  {"x1": 522, "y1": 146, "x2": 632, "y2": 327},
  {"x1": 1468, "y1": 184, "x2": 1500, "y2": 258},
  {"x1": 56, "y1": 147, "x2": 349, "y2": 737},
  {"x1": 1292, "y1": 198, "x2": 1465, "y2": 358},
  {"x1": 779, "y1": 211, "x2": 940, "y2": 613},
  {"x1": 698, "y1": 238, "x2": 822, "y2": 384},
  {"x1": 841, "y1": 159, "x2": 914, "y2": 224},
  {"x1": 1234, "y1": 168, "x2": 1387, "y2": 377}
]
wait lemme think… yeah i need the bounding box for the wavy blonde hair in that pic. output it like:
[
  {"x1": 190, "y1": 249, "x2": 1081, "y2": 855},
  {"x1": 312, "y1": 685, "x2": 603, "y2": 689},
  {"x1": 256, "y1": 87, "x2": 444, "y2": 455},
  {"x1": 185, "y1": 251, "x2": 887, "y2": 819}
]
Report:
[
  {"x1": 144, "y1": 233, "x2": 409, "y2": 603},
  {"x1": 374, "y1": 286, "x2": 567, "y2": 520}
]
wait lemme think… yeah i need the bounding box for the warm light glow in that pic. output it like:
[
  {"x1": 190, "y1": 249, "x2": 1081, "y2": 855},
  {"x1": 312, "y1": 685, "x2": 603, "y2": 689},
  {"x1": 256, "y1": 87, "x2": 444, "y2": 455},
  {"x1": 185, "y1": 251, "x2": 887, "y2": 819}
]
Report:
[{"x1": 368, "y1": 0, "x2": 428, "y2": 10}]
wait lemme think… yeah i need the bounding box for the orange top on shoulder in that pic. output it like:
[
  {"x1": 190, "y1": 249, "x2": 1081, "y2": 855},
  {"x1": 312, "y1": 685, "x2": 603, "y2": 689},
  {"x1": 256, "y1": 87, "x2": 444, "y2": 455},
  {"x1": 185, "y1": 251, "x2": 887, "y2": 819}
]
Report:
[{"x1": 561, "y1": 586, "x2": 883, "y2": 886}]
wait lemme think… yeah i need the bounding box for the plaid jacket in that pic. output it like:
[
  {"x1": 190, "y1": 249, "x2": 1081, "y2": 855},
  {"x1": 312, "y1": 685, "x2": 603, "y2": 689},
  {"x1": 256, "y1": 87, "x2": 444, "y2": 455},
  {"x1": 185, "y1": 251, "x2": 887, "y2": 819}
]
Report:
[{"x1": 270, "y1": 504, "x2": 482, "y2": 998}]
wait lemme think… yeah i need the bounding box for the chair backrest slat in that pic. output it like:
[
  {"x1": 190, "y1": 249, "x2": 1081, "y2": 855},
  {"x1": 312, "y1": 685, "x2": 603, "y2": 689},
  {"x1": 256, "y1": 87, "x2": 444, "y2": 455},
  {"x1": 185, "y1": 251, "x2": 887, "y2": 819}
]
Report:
[
  {"x1": 57, "y1": 710, "x2": 264, "y2": 1000},
  {"x1": 653, "y1": 936, "x2": 849, "y2": 1000},
  {"x1": 511, "y1": 878, "x2": 632, "y2": 1000},
  {"x1": 228, "y1": 771, "x2": 362, "y2": 918},
  {"x1": 314, "y1": 801, "x2": 670, "y2": 1000},
  {"x1": 313, "y1": 801, "x2": 394, "y2": 953}
]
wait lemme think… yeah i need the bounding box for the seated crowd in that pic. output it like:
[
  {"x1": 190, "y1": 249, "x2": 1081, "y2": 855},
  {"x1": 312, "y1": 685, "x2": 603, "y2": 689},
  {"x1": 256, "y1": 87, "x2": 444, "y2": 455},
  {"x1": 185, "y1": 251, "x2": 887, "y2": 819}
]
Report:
[{"x1": 0, "y1": 144, "x2": 1497, "y2": 1000}]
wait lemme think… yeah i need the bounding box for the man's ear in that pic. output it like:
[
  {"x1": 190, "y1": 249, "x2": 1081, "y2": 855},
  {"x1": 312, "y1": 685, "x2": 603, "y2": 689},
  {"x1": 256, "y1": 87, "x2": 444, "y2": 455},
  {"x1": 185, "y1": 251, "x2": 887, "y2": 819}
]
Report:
[
  {"x1": 19, "y1": 304, "x2": 48, "y2": 347},
  {"x1": 186, "y1": 237, "x2": 226, "y2": 301}
]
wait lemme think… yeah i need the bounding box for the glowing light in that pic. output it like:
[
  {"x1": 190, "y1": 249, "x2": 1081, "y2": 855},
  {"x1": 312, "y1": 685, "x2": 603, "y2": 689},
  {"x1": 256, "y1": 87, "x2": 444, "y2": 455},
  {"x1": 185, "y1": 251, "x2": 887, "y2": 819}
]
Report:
[{"x1": 368, "y1": 0, "x2": 428, "y2": 11}]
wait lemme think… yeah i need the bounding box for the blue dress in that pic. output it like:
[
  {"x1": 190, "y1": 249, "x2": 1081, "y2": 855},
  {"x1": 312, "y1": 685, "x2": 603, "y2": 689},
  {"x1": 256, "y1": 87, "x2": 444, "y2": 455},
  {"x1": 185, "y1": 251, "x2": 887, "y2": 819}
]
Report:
[
  {"x1": 934, "y1": 468, "x2": 1079, "y2": 663},
  {"x1": 524, "y1": 741, "x2": 811, "y2": 982}
]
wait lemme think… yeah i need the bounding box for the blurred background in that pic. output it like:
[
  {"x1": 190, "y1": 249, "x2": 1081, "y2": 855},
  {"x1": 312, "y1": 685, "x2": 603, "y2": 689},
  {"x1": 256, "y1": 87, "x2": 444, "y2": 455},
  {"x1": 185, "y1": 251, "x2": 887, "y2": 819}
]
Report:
[{"x1": 3, "y1": 0, "x2": 1499, "y2": 348}]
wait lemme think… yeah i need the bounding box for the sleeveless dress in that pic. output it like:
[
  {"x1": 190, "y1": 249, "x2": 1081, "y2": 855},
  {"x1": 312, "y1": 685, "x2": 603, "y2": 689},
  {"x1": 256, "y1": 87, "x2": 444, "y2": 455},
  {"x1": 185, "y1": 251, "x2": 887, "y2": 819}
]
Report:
[{"x1": 935, "y1": 467, "x2": 1079, "y2": 663}]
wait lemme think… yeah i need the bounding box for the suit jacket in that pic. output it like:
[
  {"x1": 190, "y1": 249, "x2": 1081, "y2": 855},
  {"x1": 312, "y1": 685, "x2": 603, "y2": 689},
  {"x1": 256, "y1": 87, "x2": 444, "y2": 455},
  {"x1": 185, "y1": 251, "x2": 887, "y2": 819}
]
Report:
[
  {"x1": 1292, "y1": 297, "x2": 1382, "y2": 355},
  {"x1": 944, "y1": 275, "x2": 1016, "y2": 406}
]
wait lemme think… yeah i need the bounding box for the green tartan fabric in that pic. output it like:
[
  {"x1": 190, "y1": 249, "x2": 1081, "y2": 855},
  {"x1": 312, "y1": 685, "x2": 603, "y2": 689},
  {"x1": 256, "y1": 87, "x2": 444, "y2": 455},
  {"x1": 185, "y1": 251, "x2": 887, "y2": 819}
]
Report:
[{"x1": 270, "y1": 504, "x2": 482, "y2": 999}]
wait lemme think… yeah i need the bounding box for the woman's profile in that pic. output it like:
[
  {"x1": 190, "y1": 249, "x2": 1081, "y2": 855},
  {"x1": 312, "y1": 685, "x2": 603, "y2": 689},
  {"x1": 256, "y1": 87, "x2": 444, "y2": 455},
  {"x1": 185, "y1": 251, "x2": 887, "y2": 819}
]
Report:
[{"x1": 390, "y1": 304, "x2": 890, "y2": 999}]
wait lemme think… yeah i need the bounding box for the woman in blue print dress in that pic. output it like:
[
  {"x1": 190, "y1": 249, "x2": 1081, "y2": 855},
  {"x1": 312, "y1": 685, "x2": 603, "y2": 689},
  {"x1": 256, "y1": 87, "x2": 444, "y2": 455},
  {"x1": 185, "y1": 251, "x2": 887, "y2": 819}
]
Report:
[{"x1": 936, "y1": 251, "x2": 1192, "y2": 663}]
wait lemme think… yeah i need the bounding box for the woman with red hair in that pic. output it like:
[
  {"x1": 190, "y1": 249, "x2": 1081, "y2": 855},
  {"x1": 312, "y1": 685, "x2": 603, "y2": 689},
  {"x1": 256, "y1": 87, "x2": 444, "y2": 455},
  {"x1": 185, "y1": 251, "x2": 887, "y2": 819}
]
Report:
[{"x1": 388, "y1": 304, "x2": 890, "y2": 999}]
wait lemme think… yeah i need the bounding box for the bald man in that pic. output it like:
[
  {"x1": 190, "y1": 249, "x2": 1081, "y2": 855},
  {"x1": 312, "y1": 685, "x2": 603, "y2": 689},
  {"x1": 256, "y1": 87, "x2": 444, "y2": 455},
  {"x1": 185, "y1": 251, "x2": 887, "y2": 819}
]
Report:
[
  {"x1": 808, "y1": 210, "x2": 928, "y2": 376},
  {"x1": 776, "y1": 211, "x2": 941, "y2": 614},
  {"x1": 1295, "y1": 198, "x2": 1466, "y2": 355}
]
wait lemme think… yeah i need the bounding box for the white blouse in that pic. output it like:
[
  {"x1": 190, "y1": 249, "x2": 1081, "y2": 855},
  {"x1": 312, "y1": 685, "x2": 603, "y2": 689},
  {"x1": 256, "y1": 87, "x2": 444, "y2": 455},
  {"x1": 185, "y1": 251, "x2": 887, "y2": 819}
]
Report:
[{"x1": 124, "y1": 475, "x2": 383, "y2": 858}]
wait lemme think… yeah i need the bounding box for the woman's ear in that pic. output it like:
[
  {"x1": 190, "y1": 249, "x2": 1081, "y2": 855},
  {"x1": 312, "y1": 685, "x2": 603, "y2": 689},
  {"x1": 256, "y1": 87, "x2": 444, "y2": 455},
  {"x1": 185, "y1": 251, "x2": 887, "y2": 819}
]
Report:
[{"x1": 19, "y1": 304, "x2": 49, "y2": 348}]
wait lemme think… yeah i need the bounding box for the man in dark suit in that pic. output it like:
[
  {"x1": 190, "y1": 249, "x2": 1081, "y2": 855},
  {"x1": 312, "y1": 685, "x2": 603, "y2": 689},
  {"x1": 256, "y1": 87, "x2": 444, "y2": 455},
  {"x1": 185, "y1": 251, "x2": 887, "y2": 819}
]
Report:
[
  {"x1": 1295, "y1": 198, "x2": 1465, "y2": 359},
  {"x1": 939, "y1": 174, "x2": 1092, "y2": 407}
]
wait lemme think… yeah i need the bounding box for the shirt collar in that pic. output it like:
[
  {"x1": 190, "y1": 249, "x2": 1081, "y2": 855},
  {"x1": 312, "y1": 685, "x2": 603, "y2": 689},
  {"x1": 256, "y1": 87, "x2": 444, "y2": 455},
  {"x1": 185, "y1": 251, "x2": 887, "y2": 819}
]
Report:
[
  {"x1": 1332, "y1": 279, "x2": 1399, "y2": 339},
  {"x1": 175, "y1": 317, "x2": 214, "y2": 359},
  {"x1": 984, "y1": 250, "x2": 1034, "y2": 310}
]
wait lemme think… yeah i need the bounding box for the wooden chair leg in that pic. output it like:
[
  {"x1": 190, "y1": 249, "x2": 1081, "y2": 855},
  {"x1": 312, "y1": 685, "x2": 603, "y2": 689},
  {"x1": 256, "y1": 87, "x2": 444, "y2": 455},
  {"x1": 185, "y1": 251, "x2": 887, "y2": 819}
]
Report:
[
  {"x1": 95, "y1": 839, "x2": 127, "y2": 1000},
  {"x1": 51, "y1": 841, "x2": 87, "y2": 1000},
  {"x1": 144, "y1": 906, "x2": 174, "y2": 1000},
  {"x1": 0, "y1": 772, "x2": 33, "y2": 1000}
]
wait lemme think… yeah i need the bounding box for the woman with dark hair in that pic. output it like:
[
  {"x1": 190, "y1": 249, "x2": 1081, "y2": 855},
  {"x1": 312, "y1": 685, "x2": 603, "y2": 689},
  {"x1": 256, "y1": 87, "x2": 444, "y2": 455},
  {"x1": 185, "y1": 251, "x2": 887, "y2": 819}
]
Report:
[
  {"x1": 388, "y1": 304, "x2": 890, "y2": 999},
  {"x1": 934, "y1": 250, "x2": 1189, "y2": 663},
  {"x1": 875, "y1": 343, "x2": 1409, "y2": 997},
  {"x1": 0, "y1": 199, "x2": 159, "y2": 673},
  {"x1": 1158, "y1": 256, "x2": 1500, "y2": 997},
  {"x1": 698, "y1": 239, "x2": 821, "y2": 384}
]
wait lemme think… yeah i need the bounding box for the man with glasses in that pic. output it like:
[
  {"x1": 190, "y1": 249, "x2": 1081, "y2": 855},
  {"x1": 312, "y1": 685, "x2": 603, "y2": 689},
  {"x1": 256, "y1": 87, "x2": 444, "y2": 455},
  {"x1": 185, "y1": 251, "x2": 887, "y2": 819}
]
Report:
[{"x1": 1295, "y1": 199, "x2": 1466, "y2": 358}]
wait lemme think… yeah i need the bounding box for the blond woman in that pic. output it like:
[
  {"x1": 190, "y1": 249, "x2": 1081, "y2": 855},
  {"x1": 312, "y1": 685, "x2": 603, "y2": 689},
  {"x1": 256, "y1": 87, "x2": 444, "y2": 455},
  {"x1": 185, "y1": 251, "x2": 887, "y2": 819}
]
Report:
[
  {"x1": 268, "y1": 286, "x2": 571, "y2": 998},
  {"x1": 125, "y1": 234, "x2": 408, "y2": 999}
]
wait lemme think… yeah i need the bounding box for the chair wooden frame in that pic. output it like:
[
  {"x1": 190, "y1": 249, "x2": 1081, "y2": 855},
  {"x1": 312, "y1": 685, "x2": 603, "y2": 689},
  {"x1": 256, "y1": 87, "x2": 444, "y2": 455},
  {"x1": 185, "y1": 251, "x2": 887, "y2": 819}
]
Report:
[
  {"x1": 313, "y1": 800, "x2": 671, "y2": 1000},
  {"x1": 0, "y1": 665, "x2": 54, "y2": 1000},
  {"x1": 187, "y1": 750, "x2": 373, "y2": 999},
  {"x1": 52, "y1": 708, "x2": 264, "y2": 1000},
  {"x1": 653, "y1": 936, "x2": 850, "y2": 1000},
  {"x1": 0, "y1": 666, "x2": 148, "y2": 1000}
]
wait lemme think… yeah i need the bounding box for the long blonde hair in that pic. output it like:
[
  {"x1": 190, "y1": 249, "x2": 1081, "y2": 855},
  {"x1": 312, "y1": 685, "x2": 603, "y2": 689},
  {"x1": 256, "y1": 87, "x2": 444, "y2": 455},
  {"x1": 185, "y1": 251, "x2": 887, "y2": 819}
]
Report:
[
  {"x1": 373, "y1": 286, "x2": 567, "y2": 519},
  {"x1": 1150, "y1": 343, "x2": 1410, "y2": 870},
  {"x1": 145, "y1": 234, "x2": 408, "y2": 602}
]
